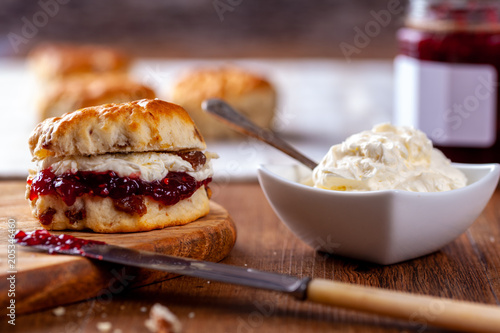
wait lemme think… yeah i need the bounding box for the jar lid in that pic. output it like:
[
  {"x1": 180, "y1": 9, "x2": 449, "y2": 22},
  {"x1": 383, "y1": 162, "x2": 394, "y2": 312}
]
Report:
[{"x1": 407, "y1": 0, "x2": 500, "y2": 32}]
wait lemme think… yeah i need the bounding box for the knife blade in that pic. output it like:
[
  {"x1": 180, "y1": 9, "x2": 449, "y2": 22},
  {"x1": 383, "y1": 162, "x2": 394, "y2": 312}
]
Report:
[
  {"x1": 80, "y1": 242, "x2": 310, "y2": 299},
  {"x1": 13, "y1": 229, "x2": 309, "y2": 298},
  {"x1": 15, "y1": 230, "x2": 500, "y2": 333}
]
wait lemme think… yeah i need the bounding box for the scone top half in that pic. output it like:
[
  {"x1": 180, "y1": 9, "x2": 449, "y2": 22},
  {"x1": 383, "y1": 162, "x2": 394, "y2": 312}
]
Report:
[
  {"x1": 27, "y1": 99, "x2": 216, "y2": 233},
  {"x1": 30, "y1": 98, "x2": 206, "y2": 158}
]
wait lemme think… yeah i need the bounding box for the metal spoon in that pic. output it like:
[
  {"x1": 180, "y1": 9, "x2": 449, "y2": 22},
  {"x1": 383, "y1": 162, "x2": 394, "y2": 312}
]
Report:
[{"x1": 202, "y1": 98, "x2": 318, "y2": 170}]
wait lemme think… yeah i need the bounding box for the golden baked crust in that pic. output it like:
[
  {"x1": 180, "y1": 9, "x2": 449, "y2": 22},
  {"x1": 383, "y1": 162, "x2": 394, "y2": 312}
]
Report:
[
  {"x1": 171, "y1": 67, "x2": 276, "y2": 139},
  {"x1": 38, "y1": 74, "x2": 156, "y2": 120},
  {"x1": 28, "y1": 187, "x2": 210, "y2": 233},
  {"x1": 29, "y1": 99, "x2": 206, "y2": 160},
  {"x1": 173, "y1": 67, "x2": 273, "y2": 101},
  {"x1": 29, "y1": 43, "x2": 130, "y2": 81}
]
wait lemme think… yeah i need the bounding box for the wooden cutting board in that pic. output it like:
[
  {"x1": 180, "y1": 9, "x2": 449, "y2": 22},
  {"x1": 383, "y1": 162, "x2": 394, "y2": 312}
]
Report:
[{"x1": 0, "y1": 181, "x2": 237, "y2": 314}]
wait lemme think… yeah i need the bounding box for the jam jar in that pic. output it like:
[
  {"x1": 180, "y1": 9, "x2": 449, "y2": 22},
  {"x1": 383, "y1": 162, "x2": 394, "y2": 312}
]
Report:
[{"x1": 394, "y1": 0, "x2": 500, "y2": 163}]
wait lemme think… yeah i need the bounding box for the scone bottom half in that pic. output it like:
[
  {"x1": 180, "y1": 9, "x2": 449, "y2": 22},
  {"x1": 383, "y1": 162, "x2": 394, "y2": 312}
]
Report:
[{"x1": 26, "y1": 99, "x2": 215, "y2": 233}]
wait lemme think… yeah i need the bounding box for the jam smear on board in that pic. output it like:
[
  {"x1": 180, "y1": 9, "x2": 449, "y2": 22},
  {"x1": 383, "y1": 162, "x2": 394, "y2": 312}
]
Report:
[{"x1": 15, "y1": 229, "x2": 105, "y2": 255}]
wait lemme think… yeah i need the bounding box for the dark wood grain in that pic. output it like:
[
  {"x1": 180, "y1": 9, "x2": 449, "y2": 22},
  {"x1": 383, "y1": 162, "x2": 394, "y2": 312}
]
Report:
[
  {"x1": 0, "y1": 0, "x2": 403, "y2": 59},
  {"x1": 1, "y1": 180, "x2": 499, "y2": 333},
  {"x1": 0, "y1": 181, "x2": 236, "y2": 315}
]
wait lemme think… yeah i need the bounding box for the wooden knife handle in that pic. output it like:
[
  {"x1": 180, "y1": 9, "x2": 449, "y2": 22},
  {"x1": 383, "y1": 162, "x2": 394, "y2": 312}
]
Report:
[{"x1": 307, "y1": 278, "x2": 500, "y2": 332}]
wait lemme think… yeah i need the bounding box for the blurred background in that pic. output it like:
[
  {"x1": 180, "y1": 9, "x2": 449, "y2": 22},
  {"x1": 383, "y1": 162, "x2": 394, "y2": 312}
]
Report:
[
  {"x1": 0, "y1": 0, "x2": 408, "y2": 179},
  {"x1": 0, "y1": 0, "x2": 406, "y2": 58}
]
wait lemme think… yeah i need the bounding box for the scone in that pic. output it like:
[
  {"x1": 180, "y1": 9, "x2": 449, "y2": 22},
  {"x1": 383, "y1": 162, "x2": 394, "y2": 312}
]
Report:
[
  {"x1": 26, "y1": 99, "x2": 216, "y2": 233},
  {"x1": 29, "y1": 43, "x2": 130, "y2": 81},
  {"x1": 171, "y1": 67, "x2": 276, "y2": 139},
  {"x1": 38, "y1": 74, "x2": 156, "y2": 120}
]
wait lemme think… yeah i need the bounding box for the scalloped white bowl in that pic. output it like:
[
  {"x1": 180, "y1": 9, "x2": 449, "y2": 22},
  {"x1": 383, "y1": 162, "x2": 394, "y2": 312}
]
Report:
[{"x1": 257, "y1": 163, "x2": 500, "y2": 265}]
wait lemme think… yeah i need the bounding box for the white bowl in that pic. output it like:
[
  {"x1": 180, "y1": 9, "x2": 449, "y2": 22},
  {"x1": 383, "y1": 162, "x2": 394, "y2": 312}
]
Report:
[{"x1": 257, "y1": 163, "x2": 500, "y2": 265}]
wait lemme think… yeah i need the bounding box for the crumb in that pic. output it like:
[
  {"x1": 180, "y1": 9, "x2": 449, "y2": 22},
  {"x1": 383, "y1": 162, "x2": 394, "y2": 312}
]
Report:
[
  {"x1": 113, "y1": 329, "x2": 123, "y2": 333},
  {"x1": 145, "y1": 303, "x2": 182, "y2": 333},
  {"x1": 207, "y1": 281, "x2": 210, "y2": 284},
  {"x1": 52, "y1": 306, "x2": 66, "y2": 316},
  {"x1": 140, "y1": 306, "x2": 148, "y2": 312},
  {"x1": 273, "y1": 252, "x2": 277, "y2": 255},
  {"x1": 188, "y1": 312, "x2": 195, "y2": 319},
  {"x1": 490, "y1": 236, "x2": 495, "y2": 243},
  {"x1": 120, "y1": 305, "x2": 126, "y2": 310},
  {"x1": 101, "y1": 313, "x2": 108, "y2": 318},
  {"x1": 76, "y1": 311, "x2": 83, "y2": 317},
  {"x1": 244, "y1": 264, "x2": 248, "y2": 267},
  {"x1": 97, "y1": 322, "x2": 112, "y2": 332}
]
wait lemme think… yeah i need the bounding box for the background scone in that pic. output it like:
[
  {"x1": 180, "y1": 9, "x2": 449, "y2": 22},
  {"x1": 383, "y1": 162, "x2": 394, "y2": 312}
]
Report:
[
  {"x1": 27, "y1": 99, "x2": 216, "y2": 233},
  {"x1": 38, "y1": 74, "x2": 156, "y2": 120},
  {"x1": 171, "y1": 67, "x2": 277, "y2": 140},
  {"x1": 29, "y1": 43, "x2": 130, "y2": 81}
]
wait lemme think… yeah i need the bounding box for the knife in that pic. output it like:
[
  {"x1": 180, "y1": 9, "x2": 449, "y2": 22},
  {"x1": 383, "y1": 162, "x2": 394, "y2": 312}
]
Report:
[{"x1": 15, "y1": 230, "x2": 500, "y2": 332}]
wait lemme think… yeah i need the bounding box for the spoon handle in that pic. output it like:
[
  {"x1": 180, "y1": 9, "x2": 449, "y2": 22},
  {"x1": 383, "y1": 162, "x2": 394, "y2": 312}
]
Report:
[{"x1": 202, "y1": 98, "x2": 318, "y2": 170}]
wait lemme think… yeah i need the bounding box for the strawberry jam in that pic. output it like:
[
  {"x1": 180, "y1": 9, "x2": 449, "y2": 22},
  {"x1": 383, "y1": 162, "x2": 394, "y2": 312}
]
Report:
[
  {"x1": 15, "y1": 229, "x2": 105, "y2": 254},
  {"x1": 396, "y1": 0, "x2": 500, "y2": 163},
  {"x1": 28, "y1": 169, "x2": 211, "y2": 208}
]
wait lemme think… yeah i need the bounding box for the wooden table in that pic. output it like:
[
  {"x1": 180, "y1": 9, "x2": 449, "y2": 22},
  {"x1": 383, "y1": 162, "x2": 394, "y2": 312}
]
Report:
[{"x1": 2, "y1": 180, "x2": 500, "y2": 332}]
